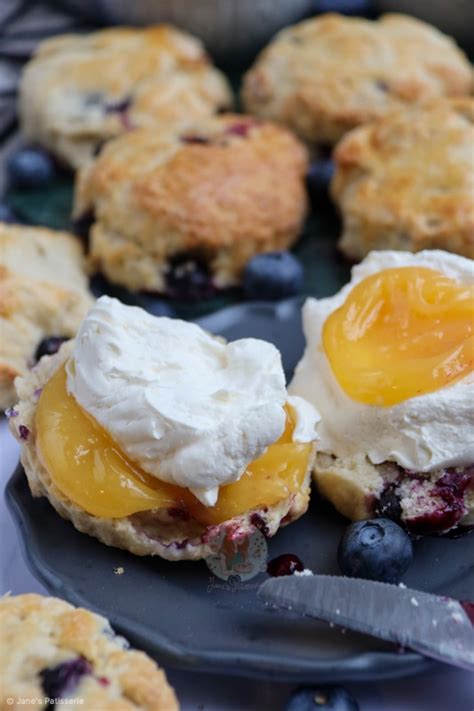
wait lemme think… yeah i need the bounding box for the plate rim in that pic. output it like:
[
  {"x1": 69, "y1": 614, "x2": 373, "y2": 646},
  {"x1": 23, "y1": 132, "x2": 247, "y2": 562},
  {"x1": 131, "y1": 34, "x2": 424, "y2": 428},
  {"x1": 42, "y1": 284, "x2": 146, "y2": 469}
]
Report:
[
  {"x1": 6, "y1": 465, "x2": 434, "y2": 682},
  {"x1": 4, "y1": 298, "x2": 439, "y2": 682}
]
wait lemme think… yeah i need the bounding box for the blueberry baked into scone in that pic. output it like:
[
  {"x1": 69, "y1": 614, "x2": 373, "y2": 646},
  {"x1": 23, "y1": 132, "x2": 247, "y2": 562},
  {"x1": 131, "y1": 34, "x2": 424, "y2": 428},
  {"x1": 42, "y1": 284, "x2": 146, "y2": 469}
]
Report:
[
  {"x1": 10, "y1": 296, "x2": 318, "y2": 560},
  {"x1": 290, "y1": 250, "x2": 474, "y2": 535},
  {"x1": 0, "y1": 223, "x2": 94, "y2": 411},
  {"x1": 0, "y1": 593, "x2": 178, "y2": 710},
  {"x1": 332, "y1": 98, "x2": 474, "y2": 260},
  {"x1": 242, "y1": 13, "x2": 472, "y2": 147},
  {"x1": 19, "y1": 25, "x2": 232, "y2": 170},
  {"x1": 73, "y1": 114, "x2": 309, "y2": 296}
]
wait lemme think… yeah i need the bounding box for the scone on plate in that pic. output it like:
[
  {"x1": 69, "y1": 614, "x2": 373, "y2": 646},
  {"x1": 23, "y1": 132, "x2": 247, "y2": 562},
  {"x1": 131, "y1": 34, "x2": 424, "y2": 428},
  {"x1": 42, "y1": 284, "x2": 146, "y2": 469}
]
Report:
[
  {"x1": 10, "y1": 296, "x2": 318, "y2": 560},
  {"x1": 0, "y1": 593, "x2": 178, "y2": 710},
  {"x1": 19, "y1": 25, "x2": 232, "y2": 169},
  {"x1": 73, "y1": 114, "x2": 309, "y2": 295},
  {"x1": 242, "y1": 13, "x2": 472, "y2": 147},
  {"x1": 0, "y1": 223, "x2": 94, "y2": 411},
  {"x1": 332, "y1": 98, "x2": 474, "y2": 260},
  {"x1": 290, "y1": 250, "x2": 474, "y2": 535}
]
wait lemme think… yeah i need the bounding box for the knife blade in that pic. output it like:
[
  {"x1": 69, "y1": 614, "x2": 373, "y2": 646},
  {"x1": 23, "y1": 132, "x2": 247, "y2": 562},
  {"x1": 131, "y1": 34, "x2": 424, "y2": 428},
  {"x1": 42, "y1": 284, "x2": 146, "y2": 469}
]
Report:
[{"x1": 258, "y1": 575, "x2": 474, "y2": 671}]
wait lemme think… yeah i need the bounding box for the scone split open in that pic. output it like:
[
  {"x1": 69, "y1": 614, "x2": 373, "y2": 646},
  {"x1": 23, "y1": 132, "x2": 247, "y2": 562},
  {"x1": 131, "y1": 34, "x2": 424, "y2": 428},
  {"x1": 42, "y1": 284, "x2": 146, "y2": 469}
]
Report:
[{"x1": 11, "y1": 298, "x2": 318, "y2": 560}]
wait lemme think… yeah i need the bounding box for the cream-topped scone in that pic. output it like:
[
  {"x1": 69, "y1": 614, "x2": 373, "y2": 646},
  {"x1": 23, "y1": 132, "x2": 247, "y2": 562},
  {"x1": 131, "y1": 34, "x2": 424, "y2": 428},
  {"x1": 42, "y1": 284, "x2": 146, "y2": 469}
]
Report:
[
  {"x1": 290, "y1": 250, "x2": 474, "y2": 535},
  {"x1": 10, "y1": 296, "x2": 319, "y2": 560}
]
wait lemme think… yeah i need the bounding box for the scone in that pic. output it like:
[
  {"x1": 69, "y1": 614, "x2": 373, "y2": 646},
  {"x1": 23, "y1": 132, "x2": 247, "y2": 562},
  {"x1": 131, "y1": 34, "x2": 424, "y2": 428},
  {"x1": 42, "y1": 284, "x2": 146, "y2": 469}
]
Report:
[
  {"x1": 0, "y1": 223, "x2": 94, "y2": 411},
  {"x1": 73, "y1": 114, "x2": 309, "y2": 294},
  {"x1": 290, "y1": 250, "x2": 474, "y2": 535},
  {"x1": 10, "y1": 296, "x2": 318, "y2": 560},
  {"x1": 332, "y1": 98, "x2": 474, "y2": 261},
  {"x1": 0, "y1": 593, "x2": 178, "y2": 710},
  {"x1": 19, "y1": 25, "x2": 232, "y2": 169},
  {"x1": 242, "y1": 13, "x2": 472, "y2": 146}
]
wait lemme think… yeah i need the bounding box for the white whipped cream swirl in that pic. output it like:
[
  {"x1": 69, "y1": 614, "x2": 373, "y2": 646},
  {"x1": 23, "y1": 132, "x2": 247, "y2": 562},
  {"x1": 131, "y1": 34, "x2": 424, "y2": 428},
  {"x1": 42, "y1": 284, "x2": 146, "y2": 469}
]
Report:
[
  {"x1": 67, "y1": 296, "x2": 318, "y2": 506},
  {"x1": 290, "y1": 251, "x2": 474, "y2": 472}
]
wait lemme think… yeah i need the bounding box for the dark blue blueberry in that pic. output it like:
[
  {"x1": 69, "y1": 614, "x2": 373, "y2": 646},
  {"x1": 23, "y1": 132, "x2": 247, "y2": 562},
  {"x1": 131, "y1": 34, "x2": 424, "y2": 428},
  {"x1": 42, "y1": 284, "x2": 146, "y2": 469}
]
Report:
[
  {"x1": 166, "y1": 256, "x2": 216, "y2": 301},
  {"x1": 243, "y1": 251, "x2": 304, "y2": 300},
  {"x1": 0, "y1": 202, "x2": 20, "y2": 223},
  {"x1": 338, "y1": 518, "x2": 413, "y2": 583},
  {"x1": 376, "y1": 484, "x2": 402, "y2": 524},
  {"x1": 286, "y1": 685, "x2": 359, "y2": 711},
  {"x1": 40, "y1": 657, "x2": 92, "y2": 701},
  {"x1": 35, "y1": 336, "x2": 69, "y2": 363},
  {"x1": 306, "y1": 158, "x2": 335, "y2": 201},
  {"x1": 7, "y1": 147, "x2": 57, "y2": 188},
  {"x1": 313, "y1": 0, "x2": 374, "y2": 16}
]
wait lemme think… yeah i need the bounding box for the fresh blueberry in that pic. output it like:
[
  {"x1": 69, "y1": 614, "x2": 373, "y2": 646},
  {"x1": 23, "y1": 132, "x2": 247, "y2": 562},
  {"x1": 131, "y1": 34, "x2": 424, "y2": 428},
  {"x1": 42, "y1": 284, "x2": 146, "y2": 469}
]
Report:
[
  {"x1": 0, "y1": 202, "x2": 20, "y2": 223},
  {"x1": 286, "y1": 685, "x2": 359, "y2": 711},
  {"x1": 7, "y1": 147, "x2": 57, "y2": 188},
  {"x1": 35, "y1": 336, "x2": 69, "y2": 363},
  {"x1": 338, "y1": 518, "x2": 413, "y2": 583},
  {"x1": 243, "y1": 251, "x2": 304, "y2": 300},
  {"x1": 313, "y1": 0, "x2": 374, "y2": 16},
  {"x1": 40, "y1": 657, "x2": 92, "y2": 700},
  {"x1": 306, "y1": 158, "x2": 335, "y2": 200}
]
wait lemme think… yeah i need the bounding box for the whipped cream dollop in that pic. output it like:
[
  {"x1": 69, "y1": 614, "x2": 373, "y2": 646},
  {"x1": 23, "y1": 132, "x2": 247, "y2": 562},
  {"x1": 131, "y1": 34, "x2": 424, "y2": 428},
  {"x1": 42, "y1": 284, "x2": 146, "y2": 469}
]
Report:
[
  {"x1": 67, "y1": 296, "x2": 319, "y2": 506},
  {"x1": 290, "y1": 251, "x2": 474, "y2": 472}
]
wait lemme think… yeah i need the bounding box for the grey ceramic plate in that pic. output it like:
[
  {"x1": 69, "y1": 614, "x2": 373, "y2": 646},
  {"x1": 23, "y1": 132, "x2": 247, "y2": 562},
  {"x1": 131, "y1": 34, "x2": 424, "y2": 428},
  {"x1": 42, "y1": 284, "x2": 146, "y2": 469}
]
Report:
[{"x1": 6, "y1": 299, "x2": 474, "y2": 682}]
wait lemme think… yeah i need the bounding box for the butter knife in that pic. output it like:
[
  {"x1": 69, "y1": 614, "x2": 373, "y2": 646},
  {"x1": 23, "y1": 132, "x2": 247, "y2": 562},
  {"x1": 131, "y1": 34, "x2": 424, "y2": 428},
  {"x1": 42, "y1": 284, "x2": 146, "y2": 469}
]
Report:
[{"x1": 258, "y1": 574, "x2": 474, "y2": 671}]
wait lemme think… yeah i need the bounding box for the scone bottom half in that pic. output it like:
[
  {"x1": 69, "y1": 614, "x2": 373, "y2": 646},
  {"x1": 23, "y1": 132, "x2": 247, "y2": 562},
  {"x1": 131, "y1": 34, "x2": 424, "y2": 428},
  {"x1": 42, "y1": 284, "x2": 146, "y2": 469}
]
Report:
[
  {"x1": 291, "y1": 254, "x2": 474, "y2": 537},
  {"x1": 9, "y1": 341, "x2": 316, "y2": 561},
  {"x1": 0, "y1": 593, "x2": 178, "y2": 711},
  {"x1": 315, "y1": 453, "x2": 474, "y2": 537}
]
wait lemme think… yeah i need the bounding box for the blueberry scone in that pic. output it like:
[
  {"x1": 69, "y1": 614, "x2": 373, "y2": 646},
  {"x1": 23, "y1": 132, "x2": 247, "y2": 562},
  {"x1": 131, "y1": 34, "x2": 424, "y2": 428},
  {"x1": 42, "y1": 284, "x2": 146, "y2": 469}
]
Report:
[
  {"x1": 19, "y1": 25, "x2": 232, "y2": 169},
  {"x1": 0, "y1": 223, "x2": 94, "y2": 411},
  {"x1": 331, "y1": 98, "x2": 474, "y2": 260},
  {"x1": 73, "y1": 114, "x2": 308, "y2": 296},
  {"x1": 10, "y1": 296, "x2": 318, "y2": 560},
  {"x1": 0, "y1": 593, "x2": 178, "y2": 710},
  {"x1": 242, "y1": 13, "x2": 472, "y2": 147},
  {"x1": 290, "y1": 250, "x2": 474, "y2": 535}
]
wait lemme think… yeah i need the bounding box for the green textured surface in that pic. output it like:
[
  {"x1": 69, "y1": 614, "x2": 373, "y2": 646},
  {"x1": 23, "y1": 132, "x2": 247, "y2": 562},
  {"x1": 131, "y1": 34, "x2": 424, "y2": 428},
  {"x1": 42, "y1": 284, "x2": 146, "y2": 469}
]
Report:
[{"x1": 6, "y1": 179, "x2": 351, "y2": 318}]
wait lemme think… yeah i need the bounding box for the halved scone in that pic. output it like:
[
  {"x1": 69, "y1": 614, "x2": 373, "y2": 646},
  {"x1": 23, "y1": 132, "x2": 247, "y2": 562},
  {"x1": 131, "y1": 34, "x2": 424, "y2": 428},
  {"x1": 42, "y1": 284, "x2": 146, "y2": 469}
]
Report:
[
  {"x1": 290, "y1": 250, "x2": 474, "y2": 535},
  {"x1": 10, "y1": 297, "x2": 318, "y2": 560}
]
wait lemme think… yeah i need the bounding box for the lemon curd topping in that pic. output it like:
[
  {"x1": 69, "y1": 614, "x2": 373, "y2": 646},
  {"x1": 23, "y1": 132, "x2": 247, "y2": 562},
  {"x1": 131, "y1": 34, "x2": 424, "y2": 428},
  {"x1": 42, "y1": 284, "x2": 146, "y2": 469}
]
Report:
[
  {"x1": 36, "y1": 366, "x2": 312, "y2": 522},
  {"x1": 322, "y1": 267, "x2": 474, "y2": 407}
]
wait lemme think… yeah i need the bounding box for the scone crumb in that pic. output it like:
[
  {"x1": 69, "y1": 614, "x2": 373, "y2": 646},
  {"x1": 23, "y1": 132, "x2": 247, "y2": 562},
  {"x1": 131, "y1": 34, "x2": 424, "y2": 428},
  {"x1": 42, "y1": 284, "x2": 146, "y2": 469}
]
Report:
[{"x1": 114, "y1": 566, "x2": 125, "y2": 575}]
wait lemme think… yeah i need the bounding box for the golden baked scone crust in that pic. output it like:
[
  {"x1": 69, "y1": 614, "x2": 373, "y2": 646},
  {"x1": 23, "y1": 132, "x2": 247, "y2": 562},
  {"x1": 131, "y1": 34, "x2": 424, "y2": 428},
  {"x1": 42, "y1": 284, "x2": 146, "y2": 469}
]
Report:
[
  {"x1": 0, "y1": 593, "x2": 179, "y2": 710},
  {"x1": 74, "y1": 114, "x2": 309, "y2": 292},
  {"x1": 331, "y1": 98, "x2": 474, "y2": 260},
  {"x1": 9, "y1": 342, "x2": 315, "y2": 561},
  {"x1": 242, "y1": 13, "x2": 473, "y2": 145},
  {"x1": 19, "y1": 25, "x2": 232, "y2": 169},
  {"x1": 0, "y1": 223, "x2": 93, "y2": 411}
]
